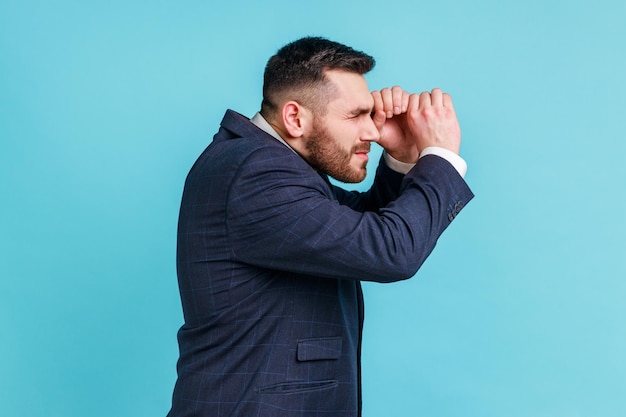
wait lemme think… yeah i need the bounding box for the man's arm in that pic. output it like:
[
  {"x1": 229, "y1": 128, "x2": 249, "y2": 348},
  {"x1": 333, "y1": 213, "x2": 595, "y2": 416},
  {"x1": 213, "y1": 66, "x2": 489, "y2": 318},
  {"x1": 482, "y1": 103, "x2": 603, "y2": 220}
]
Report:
[{"x1": 225, "y1": 144, "x2": 472, "y2": 283}]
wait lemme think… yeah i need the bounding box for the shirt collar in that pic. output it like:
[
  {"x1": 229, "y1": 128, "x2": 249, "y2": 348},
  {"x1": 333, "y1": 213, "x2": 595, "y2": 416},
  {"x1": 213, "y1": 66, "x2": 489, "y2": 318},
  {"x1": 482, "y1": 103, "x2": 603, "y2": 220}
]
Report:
[{"x1": 250, "y1": 112, "x2": 296, "y2": 153}]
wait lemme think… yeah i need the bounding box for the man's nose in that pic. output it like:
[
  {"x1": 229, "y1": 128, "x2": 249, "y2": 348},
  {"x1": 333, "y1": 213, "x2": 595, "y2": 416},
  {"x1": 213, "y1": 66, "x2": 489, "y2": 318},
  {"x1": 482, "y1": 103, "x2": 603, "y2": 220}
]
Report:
[{"x1": 361, "y1": 117, "x2": 381, "y2": 142}]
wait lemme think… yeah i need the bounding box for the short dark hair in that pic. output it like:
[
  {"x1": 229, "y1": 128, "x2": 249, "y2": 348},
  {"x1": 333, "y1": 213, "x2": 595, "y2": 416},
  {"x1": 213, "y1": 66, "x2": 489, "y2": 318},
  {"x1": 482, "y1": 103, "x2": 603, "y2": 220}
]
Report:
[{"x1": 261, "y1": 37, "x2": 375, "y2": 117}]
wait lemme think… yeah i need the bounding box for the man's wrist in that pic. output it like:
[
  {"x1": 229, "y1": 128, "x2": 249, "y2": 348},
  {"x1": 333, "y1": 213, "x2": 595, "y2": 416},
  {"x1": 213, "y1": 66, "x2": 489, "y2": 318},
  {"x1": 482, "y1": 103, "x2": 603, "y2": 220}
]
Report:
[{"x1": 383, "y1": 152, "x2": 416, "y2": 175}]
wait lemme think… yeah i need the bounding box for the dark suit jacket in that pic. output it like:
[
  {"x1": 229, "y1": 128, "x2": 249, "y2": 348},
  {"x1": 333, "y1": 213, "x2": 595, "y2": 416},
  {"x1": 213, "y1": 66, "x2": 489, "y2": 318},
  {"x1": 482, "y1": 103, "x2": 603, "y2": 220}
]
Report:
[{"x1": 168, "y1": 110, "x2": 474, "y2": 417}]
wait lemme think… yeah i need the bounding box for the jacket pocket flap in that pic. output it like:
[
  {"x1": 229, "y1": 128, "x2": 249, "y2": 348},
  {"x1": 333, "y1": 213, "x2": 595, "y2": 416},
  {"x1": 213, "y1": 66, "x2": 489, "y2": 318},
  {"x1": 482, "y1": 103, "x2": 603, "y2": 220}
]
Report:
[{"x1": 297, "y1": 337, "x2": 342, "y2": 361}]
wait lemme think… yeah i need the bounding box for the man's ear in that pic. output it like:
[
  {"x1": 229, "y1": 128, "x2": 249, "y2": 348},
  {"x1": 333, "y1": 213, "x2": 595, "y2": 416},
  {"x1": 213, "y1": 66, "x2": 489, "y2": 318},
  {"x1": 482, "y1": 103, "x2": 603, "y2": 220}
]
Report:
[{"x1": 282, "y1": 101, "x2": 313, "y2": 138}]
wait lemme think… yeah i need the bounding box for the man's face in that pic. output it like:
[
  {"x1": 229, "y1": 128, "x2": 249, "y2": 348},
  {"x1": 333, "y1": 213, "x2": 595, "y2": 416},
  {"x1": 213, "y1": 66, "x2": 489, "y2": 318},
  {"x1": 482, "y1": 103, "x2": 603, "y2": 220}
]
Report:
[{"x1": 303, "y1": 70, "x2": 380, "y2": 183}]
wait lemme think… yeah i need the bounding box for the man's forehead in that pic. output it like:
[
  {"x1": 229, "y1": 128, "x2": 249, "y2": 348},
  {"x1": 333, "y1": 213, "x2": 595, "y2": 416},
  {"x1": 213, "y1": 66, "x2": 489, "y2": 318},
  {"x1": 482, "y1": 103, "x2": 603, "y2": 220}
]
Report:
[{"x1": 325, "y1": 70, "x2": 373, "y2": 110}]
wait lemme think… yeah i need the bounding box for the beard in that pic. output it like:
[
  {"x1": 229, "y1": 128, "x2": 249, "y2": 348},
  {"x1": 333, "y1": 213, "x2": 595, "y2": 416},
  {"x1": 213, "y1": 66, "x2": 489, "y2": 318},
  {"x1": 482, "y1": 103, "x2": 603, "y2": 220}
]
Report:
[{"x1": 304, "y1": 119, "x2": 369, "y2": 183}]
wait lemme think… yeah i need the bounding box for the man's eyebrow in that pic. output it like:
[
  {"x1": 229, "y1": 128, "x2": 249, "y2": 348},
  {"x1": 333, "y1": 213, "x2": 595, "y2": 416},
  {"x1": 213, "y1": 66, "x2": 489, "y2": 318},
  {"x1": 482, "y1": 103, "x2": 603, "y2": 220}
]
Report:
[{"x1": 348, "y1": 107, "x2": 374, "y2": 117}]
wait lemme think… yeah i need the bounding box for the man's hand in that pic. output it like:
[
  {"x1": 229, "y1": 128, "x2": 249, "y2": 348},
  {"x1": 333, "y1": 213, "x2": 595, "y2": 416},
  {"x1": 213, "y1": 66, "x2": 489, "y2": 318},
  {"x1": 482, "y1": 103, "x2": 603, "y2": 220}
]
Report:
[
  {"x1": 371, "y1": 87, "x2": 461, "y2": 161},
  {"x1": 371, "y1": 86, "x2": 418, "y2": 163},
  {"x1": 406, "y1": 88, "x2": 461, "y2": 154}
]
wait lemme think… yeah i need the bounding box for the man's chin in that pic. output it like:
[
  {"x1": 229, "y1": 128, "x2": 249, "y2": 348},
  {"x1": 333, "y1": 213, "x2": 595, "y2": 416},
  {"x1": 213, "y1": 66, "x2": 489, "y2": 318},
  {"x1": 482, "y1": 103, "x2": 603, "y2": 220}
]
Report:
[{"x1": 329, "y1": 168, "x2": 367, "y2": 184}]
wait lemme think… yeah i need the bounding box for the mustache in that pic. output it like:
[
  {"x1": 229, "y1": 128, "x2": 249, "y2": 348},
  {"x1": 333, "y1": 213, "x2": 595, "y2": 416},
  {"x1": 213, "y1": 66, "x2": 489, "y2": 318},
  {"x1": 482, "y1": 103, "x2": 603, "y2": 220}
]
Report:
[{"x1": 353, "y1": 144, "x2": 371, "y2": 153}]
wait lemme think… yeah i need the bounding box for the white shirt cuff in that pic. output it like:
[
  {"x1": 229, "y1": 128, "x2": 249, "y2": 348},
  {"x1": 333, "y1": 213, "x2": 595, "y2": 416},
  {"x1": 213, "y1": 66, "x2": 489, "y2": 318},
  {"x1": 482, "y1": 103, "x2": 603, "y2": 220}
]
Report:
[
  {"x1": 384, "y1": 148, "x2": 467, "y2": 178},
  {"x1": 383, "y1": 152, "x2": 416, "y2": 175}
]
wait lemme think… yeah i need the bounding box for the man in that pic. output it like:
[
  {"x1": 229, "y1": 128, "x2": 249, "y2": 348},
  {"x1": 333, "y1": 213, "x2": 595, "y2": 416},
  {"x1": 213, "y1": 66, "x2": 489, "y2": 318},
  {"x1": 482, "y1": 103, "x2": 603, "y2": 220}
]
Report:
[{"x1": 168, "y1": 36, "x2": 473, "y2": 417}]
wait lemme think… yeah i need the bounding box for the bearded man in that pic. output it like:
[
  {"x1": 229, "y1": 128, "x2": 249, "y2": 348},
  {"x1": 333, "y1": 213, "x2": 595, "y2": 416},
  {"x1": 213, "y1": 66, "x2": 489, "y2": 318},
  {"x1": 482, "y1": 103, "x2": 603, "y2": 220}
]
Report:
[{"x1": 167, "y1": 36, "x2": 474, "y2": 417}]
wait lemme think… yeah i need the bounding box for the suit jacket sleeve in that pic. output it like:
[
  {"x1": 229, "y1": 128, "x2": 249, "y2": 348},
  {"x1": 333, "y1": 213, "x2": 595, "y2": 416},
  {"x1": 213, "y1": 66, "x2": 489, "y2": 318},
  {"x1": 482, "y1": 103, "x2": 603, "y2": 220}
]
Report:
[
  {"x1": 325, "y1": 156, "x2": 406, "y2": 213},
  {"x1": 226, "y1": 145, "x2": 474, "y2": 283}
]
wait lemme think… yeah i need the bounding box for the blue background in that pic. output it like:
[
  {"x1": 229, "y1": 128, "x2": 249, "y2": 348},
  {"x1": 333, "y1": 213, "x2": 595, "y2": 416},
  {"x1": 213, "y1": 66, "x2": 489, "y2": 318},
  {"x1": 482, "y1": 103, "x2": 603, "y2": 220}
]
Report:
[{"x1": 1, "y1": 1, "x2": 625, "y2": 416}]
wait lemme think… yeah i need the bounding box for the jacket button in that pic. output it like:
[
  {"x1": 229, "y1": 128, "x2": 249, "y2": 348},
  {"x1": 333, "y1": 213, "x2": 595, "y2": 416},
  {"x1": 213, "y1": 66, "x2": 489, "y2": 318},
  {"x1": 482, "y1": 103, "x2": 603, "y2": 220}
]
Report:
[{"x1": 448, "y1": 201, "x2": 464, "y2": 221}]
